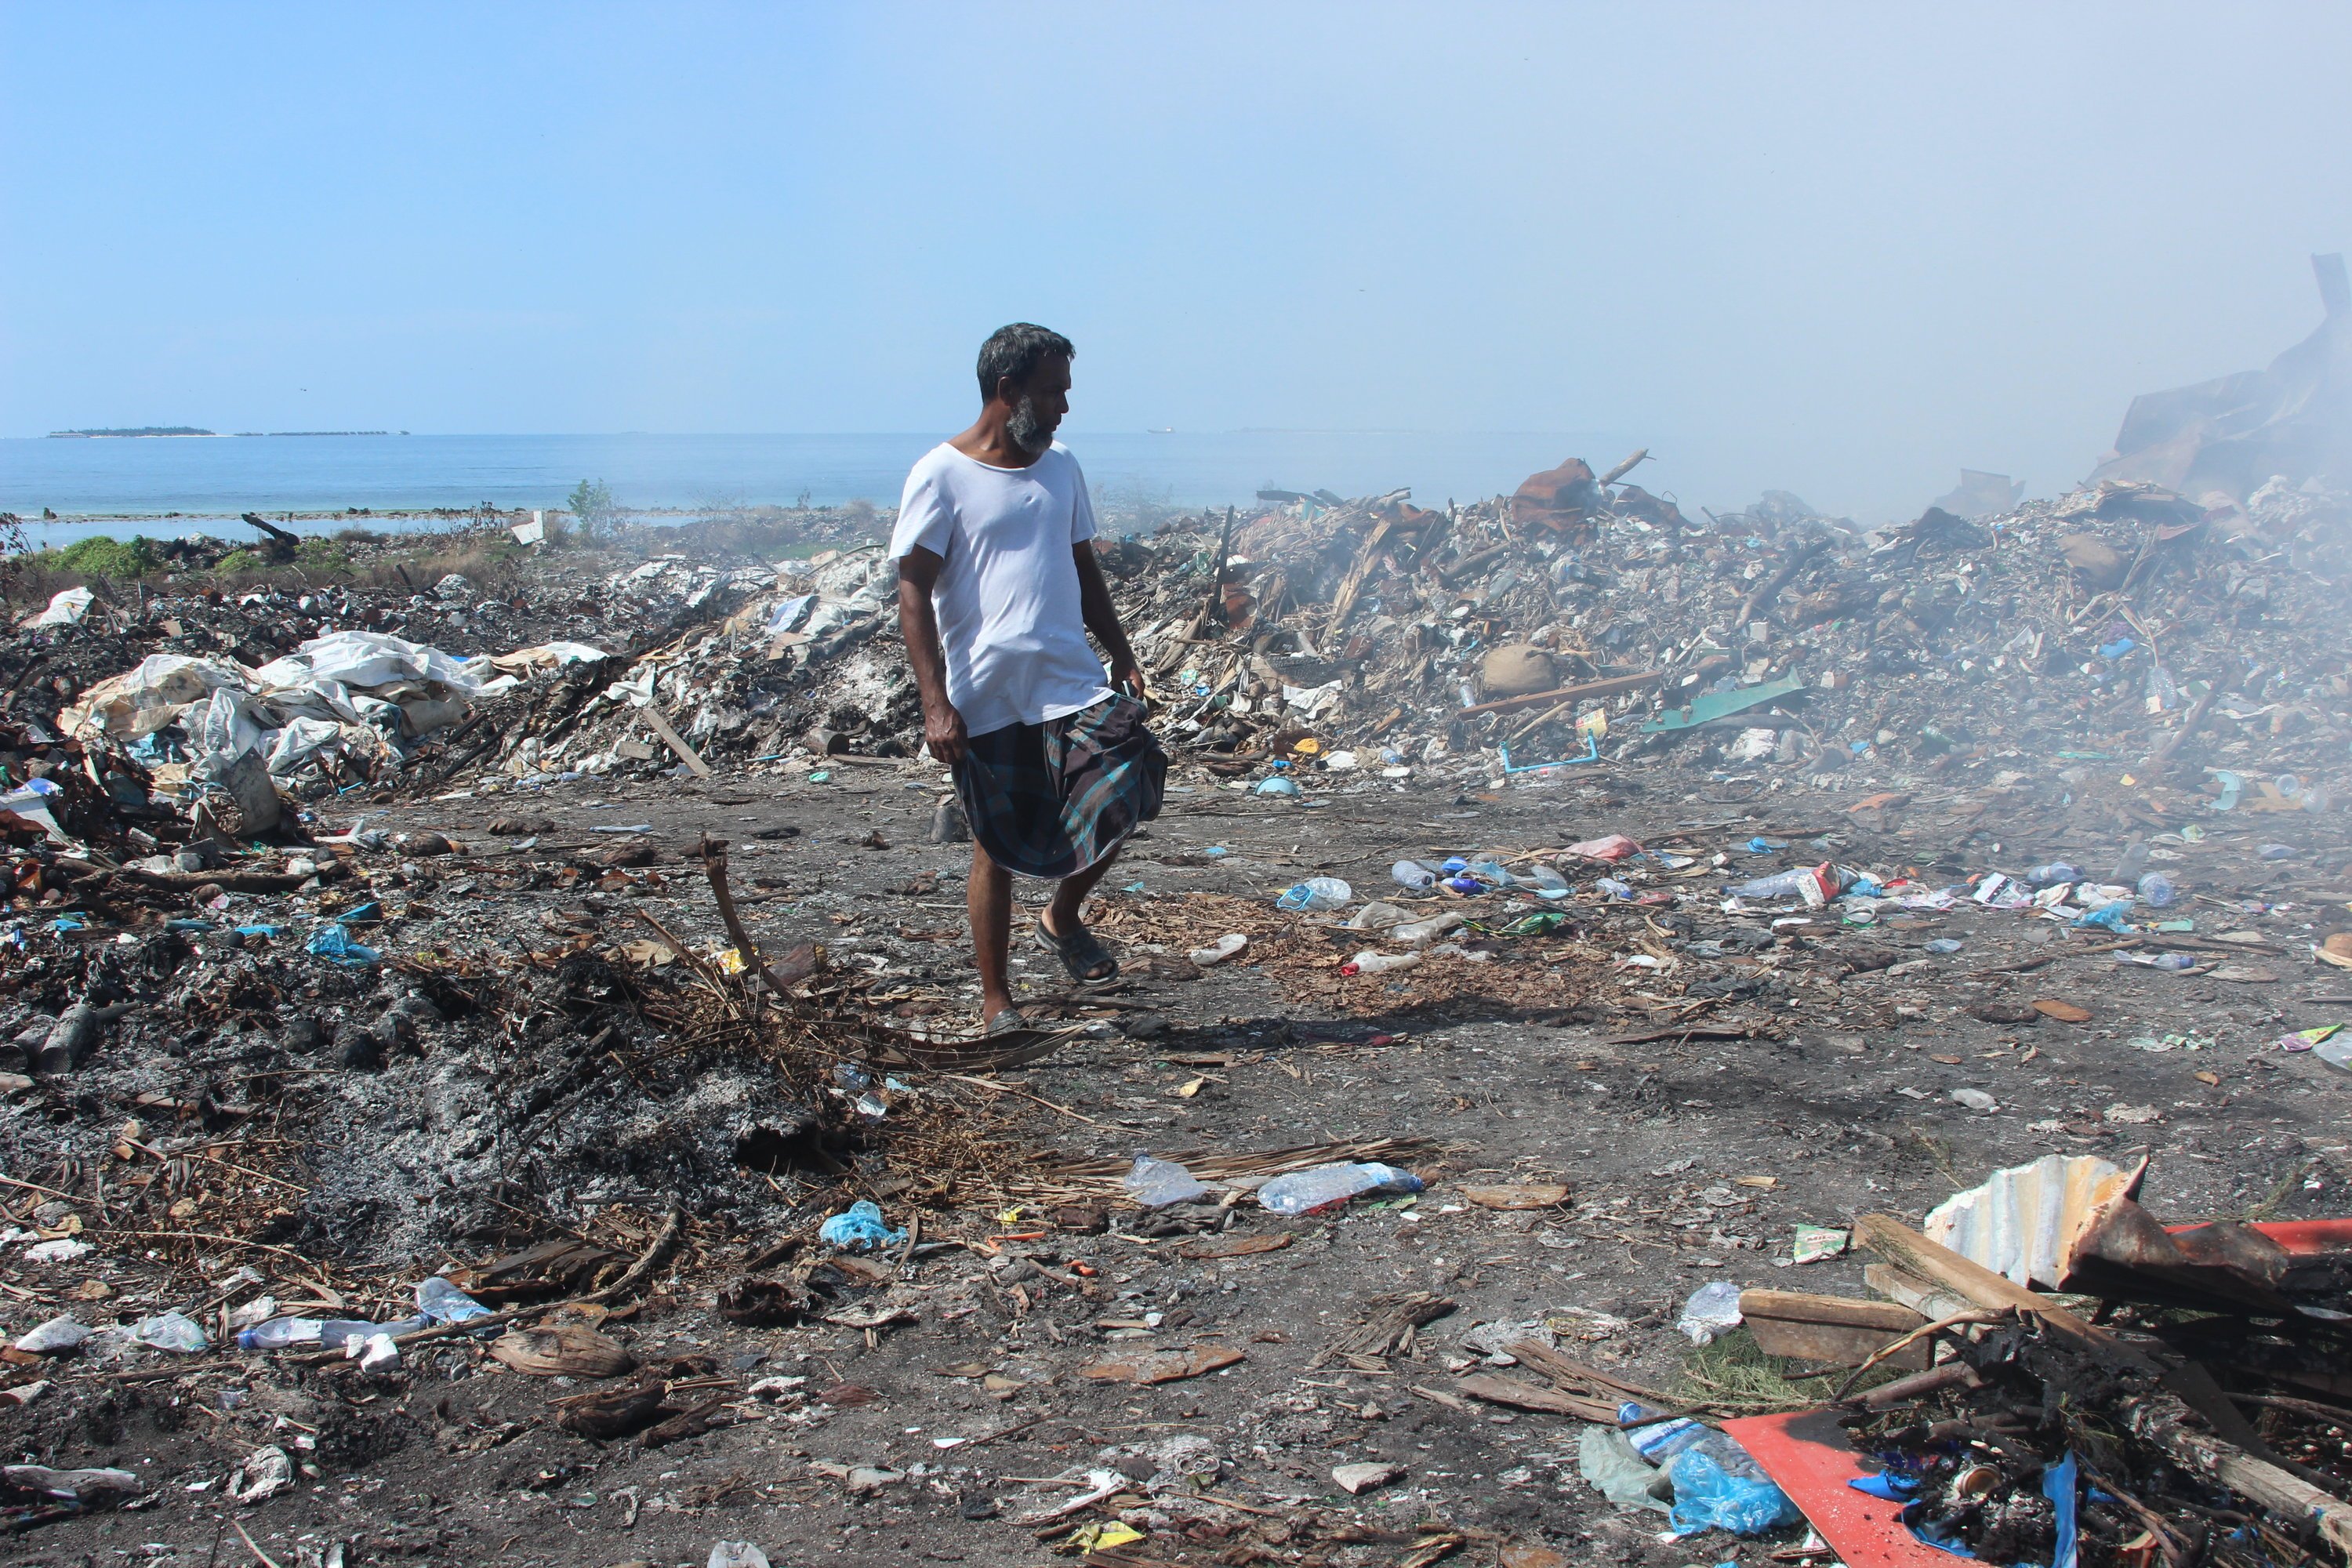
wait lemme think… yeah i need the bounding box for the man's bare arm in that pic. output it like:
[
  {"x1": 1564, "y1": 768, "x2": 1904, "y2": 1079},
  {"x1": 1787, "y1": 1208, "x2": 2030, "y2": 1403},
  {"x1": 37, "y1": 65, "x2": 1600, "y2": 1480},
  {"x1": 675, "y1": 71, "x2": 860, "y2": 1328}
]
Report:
[
  {"x1": 895, "y1": 547, "x2": 968, "y2": 764},
  {"x1": 1073, "y1": 543, "x2": 1143, "y2": 698}
]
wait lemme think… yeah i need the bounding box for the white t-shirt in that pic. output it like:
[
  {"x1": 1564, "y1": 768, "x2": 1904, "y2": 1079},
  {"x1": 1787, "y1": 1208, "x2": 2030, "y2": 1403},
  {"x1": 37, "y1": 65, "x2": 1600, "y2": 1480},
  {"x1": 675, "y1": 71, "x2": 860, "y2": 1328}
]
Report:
[{"x1": 888, "y1": 441, "x2": 1112, "y2": 739}]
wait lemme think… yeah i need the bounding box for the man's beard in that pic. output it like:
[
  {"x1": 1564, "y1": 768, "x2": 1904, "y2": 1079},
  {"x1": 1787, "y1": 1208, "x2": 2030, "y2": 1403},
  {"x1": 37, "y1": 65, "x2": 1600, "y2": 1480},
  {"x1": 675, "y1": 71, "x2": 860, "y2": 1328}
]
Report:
[{"x1": 1007, "y1": 395, "x2": 1055, "y2": 457}]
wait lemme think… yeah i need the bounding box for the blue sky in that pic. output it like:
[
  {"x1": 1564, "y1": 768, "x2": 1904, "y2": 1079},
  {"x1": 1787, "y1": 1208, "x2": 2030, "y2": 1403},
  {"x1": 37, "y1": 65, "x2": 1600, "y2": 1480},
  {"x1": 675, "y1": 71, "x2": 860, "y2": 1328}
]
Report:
[{"x1": 4, "y1": 3, "x2": 2350, "y2": 519}]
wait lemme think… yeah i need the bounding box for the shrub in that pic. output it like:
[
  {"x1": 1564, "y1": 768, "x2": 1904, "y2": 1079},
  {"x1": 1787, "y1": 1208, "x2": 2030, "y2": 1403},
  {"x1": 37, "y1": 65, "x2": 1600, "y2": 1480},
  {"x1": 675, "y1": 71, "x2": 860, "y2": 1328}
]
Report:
[{"x1": 53, "y1": 535, "x2": 162, "y2": 578}]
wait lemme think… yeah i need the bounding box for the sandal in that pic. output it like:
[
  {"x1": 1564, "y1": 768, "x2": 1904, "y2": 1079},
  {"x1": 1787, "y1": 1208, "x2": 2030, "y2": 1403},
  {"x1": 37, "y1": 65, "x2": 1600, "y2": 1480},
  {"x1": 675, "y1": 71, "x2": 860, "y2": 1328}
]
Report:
[
  {"x1": 1035, "y1": 913, "x2": 1119, "y2": 982},
  {"x1": 984, "y1": 1007, "x2": 1029, "y2": 1037}
]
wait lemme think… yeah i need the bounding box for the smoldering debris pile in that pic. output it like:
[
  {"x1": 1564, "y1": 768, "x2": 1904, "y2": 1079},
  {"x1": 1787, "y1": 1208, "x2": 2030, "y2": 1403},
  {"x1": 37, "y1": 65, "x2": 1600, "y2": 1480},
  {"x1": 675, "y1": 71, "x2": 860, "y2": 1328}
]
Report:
[
  {"x1": 244, "y1": 459, "x2": 2348, "y2": 825},
  {"x1": 1632, "y1": 1156, "x2": 2352, "y2": 1566}
]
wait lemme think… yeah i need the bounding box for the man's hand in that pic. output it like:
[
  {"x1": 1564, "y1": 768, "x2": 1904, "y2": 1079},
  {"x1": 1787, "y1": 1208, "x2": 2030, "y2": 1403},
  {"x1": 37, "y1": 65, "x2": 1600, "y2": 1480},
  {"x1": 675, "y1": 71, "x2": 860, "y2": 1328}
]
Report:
[
  {"x1": 923, "y1": 701, "x2": 970, "y2": 766},
  {"x1": 1108, "y1": 655, "x2": 1149, "y2": 703}
]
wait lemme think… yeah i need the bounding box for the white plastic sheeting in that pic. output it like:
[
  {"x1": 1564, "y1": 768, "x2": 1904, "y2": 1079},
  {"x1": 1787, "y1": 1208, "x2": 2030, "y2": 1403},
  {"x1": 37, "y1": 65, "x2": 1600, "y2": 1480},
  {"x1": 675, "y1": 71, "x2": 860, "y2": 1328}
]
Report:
[
  {"x1": 71, "y1": 631, "x2": 535, "y2": 780},
  {"x1": 20, "y1": 588, "x2": 93, "y2": 629}
]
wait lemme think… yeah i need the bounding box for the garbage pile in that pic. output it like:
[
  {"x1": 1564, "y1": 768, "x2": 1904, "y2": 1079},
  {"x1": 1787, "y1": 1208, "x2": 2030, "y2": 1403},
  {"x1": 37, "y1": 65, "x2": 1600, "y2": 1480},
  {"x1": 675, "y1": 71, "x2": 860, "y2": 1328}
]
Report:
[
  {"x1": 1566, "y1": 1155, "x2": 2352, "y2": 1567},
  {"x1": 473, "y1": 457, "x2": 2346, "y2": 823}
]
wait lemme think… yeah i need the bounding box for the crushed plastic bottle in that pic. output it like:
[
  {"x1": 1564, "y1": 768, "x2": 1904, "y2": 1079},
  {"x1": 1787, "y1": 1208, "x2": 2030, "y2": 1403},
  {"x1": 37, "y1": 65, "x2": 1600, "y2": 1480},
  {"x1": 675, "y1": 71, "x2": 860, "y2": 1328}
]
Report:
[
  {"x1": 1676, "y1": 1279, "x2": 1744, "y2": 1345},
  {"x1": 1275, "y1": 877, "x2": 1352, "y2": 912},
  {"x1": 1343, "y1": 902, "x2": 1410, "y2": 931},
  {"x1": 1123, "y1": 1155, "x2": 1210, "y2": 1208},
  {"x1": 321, "y1": 1316, "x2": 426, "y2": 1353},
  {"x1": 416, "y1": 1276, "x2": 492, "y2": 1326},
  {"x1": 1594, "y1": 877, "x2": 1635, "y2": 900},
  {"x1": 2116, "y1": 950, "x2": 2195, "y2": 970},
  {"x1": 1526, "y1": 864, "x2": 1570, "y2": 893},
  {"x1": 1341, "y1": 949, "x2": 1424, "y2": 977},
  {"x1": 236, "y1": 1317, "x2": 326, "y2": 1352},
  {"x1": 129, "y1": 1312, "x2": 209, "y2": 1354},
  {"x1": 1464, "y1": 855, "x2": 1515, "y2": 887},
  {"x1": 2027, "y1": 862, "x2": 2081, "y2": 885},
  {"x1": 1256, "y1": 1161, "x2": 1424, "y2": 1216},
  {"x1": 2136, "y1": 871, "x2": 2177, "y2": 908},
  {"x1": 1390, "y1": 860, "x2": 1437, "y2": 890}
]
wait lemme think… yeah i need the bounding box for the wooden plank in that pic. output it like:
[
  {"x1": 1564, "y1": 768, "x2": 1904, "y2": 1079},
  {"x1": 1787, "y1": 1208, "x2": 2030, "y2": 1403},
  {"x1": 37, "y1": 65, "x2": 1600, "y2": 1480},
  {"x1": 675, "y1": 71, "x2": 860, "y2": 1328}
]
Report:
[
  {"x1": 1456, "y1": 670, "x2": 1662, "y2": 720},
  {"x1": 1863, "y1": 1263, "x2": 1976, "y2": 1323},
  {"x1": 1740, "y1": 1290, "x2": 1923, "y2": 1333},
  {"x1": 638, "y1": 704, "x2": 713, "y2": 779},
  {"x1": 1741, "y1": 1289, "x2": 1930, "y2": 1370},
  {"x1": 1454, "y1": 1373, "x2": 1614, "y2": 1421}
]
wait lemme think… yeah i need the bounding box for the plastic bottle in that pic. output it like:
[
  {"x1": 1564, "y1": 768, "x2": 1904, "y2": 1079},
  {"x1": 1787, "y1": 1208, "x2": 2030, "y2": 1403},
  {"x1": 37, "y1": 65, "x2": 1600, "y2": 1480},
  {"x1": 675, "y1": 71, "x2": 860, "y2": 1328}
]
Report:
[
  {"x1": 129, "y1": 1312, "x2": 209, "y2": 1354},
  {"x1": 235, "y1": 1318, "x2": 325, "y2": 1352},
  {"x1": 1465, "y1": 855, "x2": 1515, "y2": 887},
  {"x1": 1390, "y1": 860, "x2": 1437, "y2": 890},
  {"x1": 2116, "y1": 950, "x2": 2195, "y2": 971},
  {"x1": 1526, "y1": 864, "x2": 1570, "y2": 893},
  {"x1": 2027, "y1": 862, "x2": 2081, "y2": 885},
  {"x1": 1256, "y1": 1161, "x2": 1424, "y2": 1215},
  {"x1": 416, "y1": 1277, "x2": 492, "y2": 1326},
  {"x1": 2136, "y1": 871, "x2": 2176, "y2": 908},
  {"x1": 1123, "y1": 1154, "x2": 1209, "y2": 1208},
  {"x1": 321, "y1": 1316, "x2": 425, "y2": 1352},
  {"x1": 1595, "y1": 877, "x2": 1634, "y2": 900},
  {"x1": 2111, "y1": 837, "x2": 2150, "y2": 884},
  {"x1": 1342, "y1": 949, "x2": 1424, "y2": 977},
  {"x1": 1275, "y1": 877, "x2": 1352, "y2": 912}
]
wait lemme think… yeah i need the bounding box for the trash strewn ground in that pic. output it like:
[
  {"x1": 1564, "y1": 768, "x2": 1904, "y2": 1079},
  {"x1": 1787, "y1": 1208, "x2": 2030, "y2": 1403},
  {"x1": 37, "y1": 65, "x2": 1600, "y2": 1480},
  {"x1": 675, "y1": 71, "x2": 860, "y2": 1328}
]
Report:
[{"x1": 0, "y1": 456, "x2": 2347, "y2": 1566}]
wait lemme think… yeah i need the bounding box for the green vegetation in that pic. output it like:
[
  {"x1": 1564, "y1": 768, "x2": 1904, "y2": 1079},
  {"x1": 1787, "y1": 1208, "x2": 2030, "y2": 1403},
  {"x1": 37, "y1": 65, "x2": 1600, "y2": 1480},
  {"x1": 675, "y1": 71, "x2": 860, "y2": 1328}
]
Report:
[
  {"x1": 1676, "y1": 1329, "x2": 1893, "y2": 1412},
  {"x1": 568, "y1": 478, "x2": 620, "y2": 536},
  {"x1": 213, "y1": 548, "x2": 267, "y2": 575},
  {"x1": 53, "y1": 535, "x2": 162, "y2": 578}
]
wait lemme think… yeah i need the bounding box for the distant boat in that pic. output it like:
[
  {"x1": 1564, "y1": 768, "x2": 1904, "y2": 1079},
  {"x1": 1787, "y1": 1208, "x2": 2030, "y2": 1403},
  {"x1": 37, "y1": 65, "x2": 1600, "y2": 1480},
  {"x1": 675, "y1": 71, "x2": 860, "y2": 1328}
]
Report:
[{"x1": 1146, "y1": 427, "x2": 1174, "y2": 434}]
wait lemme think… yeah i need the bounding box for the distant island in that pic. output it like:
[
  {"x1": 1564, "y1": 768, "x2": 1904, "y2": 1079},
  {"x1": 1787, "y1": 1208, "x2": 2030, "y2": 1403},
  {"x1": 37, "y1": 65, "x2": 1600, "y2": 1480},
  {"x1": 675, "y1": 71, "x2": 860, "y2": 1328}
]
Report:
[
  {"x1": 47, "y1": 426, "x2": 214, "y2": 438},
  {"x1": 45, "y1": 427, "x2": 401, "y2": 438}
]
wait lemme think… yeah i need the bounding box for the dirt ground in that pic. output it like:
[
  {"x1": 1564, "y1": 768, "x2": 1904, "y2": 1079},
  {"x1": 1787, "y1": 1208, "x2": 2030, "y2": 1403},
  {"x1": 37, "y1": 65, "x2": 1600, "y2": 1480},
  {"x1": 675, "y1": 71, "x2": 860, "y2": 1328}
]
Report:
[{"x1": 3, "y1": 745, "x2": 2346, "y2": 1568}]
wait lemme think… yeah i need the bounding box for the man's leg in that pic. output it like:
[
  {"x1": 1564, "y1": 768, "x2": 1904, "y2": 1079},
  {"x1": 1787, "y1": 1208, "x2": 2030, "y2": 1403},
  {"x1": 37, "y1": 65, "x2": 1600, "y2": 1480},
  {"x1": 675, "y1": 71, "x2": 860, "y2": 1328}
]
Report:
[
  {"x1": 968, "y1": 840, "x2": 1018, "y2": 1025},
  {"x1": 1040, "y1": 844, "x2": 1121, "y2": 957}
]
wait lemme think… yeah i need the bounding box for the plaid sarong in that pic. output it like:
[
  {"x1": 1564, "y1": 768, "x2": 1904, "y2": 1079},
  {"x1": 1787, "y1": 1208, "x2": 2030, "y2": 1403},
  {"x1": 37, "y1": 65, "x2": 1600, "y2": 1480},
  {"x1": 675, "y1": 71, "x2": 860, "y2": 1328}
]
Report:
[{"x1": 953, "y1": 694, "x2": 1165, "y2": 880}]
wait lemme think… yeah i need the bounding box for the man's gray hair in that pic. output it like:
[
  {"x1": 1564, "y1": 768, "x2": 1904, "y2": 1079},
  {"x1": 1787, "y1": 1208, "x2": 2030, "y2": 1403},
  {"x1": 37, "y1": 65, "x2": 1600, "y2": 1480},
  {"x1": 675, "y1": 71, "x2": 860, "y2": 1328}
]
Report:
[{"x1": 977, "y1": 323, "x2": 1075, "y2": 401}]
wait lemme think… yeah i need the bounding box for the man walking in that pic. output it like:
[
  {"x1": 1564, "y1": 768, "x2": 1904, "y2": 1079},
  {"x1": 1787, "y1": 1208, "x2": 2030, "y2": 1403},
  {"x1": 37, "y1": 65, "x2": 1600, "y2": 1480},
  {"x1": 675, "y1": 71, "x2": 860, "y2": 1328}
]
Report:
[{"x1": 891, "y1": 324, "x2": 1165, "y2": 1036}]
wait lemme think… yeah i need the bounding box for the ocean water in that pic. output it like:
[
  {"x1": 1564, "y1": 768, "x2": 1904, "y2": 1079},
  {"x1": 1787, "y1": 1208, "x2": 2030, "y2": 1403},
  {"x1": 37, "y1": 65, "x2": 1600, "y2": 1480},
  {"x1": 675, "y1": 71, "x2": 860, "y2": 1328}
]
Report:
[{"x1": 0, "y1": 430, "x2": 1621, "y2": 544}]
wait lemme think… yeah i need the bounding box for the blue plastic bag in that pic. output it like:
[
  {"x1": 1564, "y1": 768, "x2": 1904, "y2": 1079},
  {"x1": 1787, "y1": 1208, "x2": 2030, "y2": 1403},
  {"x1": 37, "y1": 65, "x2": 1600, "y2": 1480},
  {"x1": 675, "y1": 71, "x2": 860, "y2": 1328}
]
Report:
[
  {"x1": 306, "y1": 924, "x2": 381, "y2": 967},
  {"x1": 1668, "y1": 1447, "x2": 1798, "y2": 1536},
  {"x1": 818, "y1": 1200, "x2": 906, "y2": 1251},
  {"x1": 2071, "y1": 902, "x2": 2131, "y2": 931}
]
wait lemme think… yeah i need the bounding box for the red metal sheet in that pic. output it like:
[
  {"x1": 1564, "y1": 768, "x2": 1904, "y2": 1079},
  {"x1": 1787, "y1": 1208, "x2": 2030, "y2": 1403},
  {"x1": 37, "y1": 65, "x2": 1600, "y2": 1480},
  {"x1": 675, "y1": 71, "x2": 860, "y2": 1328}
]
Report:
[{"x1": 1720, "y1": 1408, "x2": 1953, "y2": 1568}]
